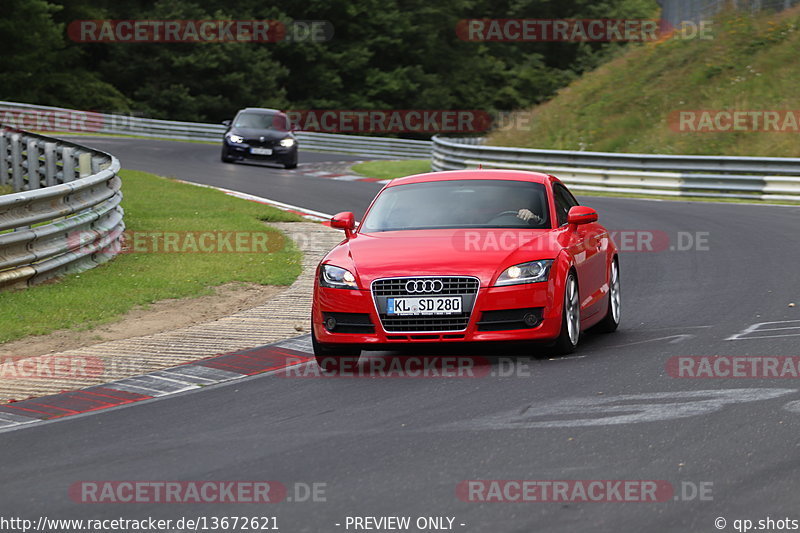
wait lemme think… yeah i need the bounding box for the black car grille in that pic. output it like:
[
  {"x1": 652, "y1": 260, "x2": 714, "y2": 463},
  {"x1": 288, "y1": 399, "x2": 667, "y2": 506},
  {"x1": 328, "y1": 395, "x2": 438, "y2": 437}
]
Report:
[
  {"x1": 372, "y1": 277, "x2": 479, "y2": 333},
  {"x1": 245, "y1": 138, "x2": 278, "y2": 148},
  {"x1": 379, "y1": 316, "x2": 472, "y2": 332}
]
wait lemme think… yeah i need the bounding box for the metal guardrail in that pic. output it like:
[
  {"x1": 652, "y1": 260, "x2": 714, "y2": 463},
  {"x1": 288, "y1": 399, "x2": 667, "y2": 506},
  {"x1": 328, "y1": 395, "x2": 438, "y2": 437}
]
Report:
[
  {"x1": 432, "y1": 136, "x2": 800, "y2": 201},
  {"x1": 0, "y1": 129, "x2": 124, "y2": 290},
  {"x1": 0, "y1": 101, "x2": 432, "y2": 160}
]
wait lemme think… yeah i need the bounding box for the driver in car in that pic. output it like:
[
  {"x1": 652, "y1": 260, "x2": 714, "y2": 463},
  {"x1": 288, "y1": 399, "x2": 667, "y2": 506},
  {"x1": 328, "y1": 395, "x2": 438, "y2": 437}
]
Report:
[{"x1": 515, "y1": 208, "x2": 543, "y2": 224}]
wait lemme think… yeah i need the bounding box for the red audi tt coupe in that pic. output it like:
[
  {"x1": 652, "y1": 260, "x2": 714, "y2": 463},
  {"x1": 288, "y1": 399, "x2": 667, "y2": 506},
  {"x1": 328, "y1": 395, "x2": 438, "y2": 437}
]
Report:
[{"x1": 311, "y1": 169, "x2": 620, "y2": 368}]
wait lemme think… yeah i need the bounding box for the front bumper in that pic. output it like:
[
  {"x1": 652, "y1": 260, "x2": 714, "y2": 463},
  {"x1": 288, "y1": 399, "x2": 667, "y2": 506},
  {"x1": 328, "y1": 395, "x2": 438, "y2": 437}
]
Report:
[
  {"x1": 223, "y1": 139, "x2": 297, "y2": 163},
  {"x1": 313, "y1": 281, "x2": 562, "y2": 347}
]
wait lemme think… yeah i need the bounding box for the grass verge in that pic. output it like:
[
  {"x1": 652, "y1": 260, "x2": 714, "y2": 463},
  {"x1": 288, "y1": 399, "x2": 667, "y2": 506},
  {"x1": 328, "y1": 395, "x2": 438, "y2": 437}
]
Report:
[
  {"x1": 352, "y1": 159, "x2": 431, "y2": 180},
  {"x1": 0, "y1": 184, "x2": 12, "y2": 195},
  {"x1": 0, "y1": 169, "x2": 304, "y2": 343}
]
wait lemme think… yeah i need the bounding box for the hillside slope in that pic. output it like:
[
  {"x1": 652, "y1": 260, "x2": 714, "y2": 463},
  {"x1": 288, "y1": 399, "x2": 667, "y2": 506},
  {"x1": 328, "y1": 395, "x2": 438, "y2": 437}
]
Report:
[{"x1": 489, "y1": 8, "x2": 800, "y2": 157}]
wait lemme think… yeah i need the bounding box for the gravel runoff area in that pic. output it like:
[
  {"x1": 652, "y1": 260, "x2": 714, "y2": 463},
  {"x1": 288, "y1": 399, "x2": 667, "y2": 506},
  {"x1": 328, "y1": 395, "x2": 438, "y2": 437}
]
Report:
[{"x1": 0, "y1": 222, "x2": 342, "y2": 403}]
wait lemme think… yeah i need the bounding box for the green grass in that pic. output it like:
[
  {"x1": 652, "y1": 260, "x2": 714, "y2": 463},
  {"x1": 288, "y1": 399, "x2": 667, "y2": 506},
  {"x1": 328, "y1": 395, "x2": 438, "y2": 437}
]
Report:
[
  {"x1": 0, "y1": 184, "x2": 12, "y2": 195},
  {"x1": 352, "y1": 159, "x2": 431, "y2": 180},
  {"x1": 0, "y1": 169, "x2": 304, "y2": 343},
  {"x1": 488, "y1": 7, "x2": 800, "y2": 157}
]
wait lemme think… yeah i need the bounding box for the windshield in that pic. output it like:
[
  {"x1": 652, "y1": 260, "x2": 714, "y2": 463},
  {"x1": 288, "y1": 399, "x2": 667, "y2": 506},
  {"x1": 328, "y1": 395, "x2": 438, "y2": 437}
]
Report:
[
  {"x1": 233, "y1": 112, "x2": 289, "y2": 131},
  {"x1": 359, "y1": 179, "x2": 550, "y2": 232}
]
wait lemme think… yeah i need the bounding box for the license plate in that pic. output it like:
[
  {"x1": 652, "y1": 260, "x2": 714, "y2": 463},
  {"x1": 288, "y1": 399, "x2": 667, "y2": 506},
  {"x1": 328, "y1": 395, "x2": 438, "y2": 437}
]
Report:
[
  {"x1": 250, "y1": 147, "x2": 272, "y2": 155},
  {"x1": 387, "y1": 296, "x2": 462, "y2": 316}
]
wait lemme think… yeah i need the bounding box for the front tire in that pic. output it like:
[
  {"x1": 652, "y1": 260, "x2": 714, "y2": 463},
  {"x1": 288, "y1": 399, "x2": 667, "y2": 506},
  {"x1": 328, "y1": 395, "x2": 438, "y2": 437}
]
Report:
[
  {"x1": 312, "y1": 327, "x2": 361, "y2": 371},
  {"x1": 595, "y1": 259, "x2": 621, "y2": 333},
  {"x1": 283, "y1": 152, "x2": 298, "y2": 169},
  {"x1": 220, "y1": 146, "x2": 234, "y2": 163},
  {"x1": 553, "y1": 271, "x2": 580, "y2": 355}
]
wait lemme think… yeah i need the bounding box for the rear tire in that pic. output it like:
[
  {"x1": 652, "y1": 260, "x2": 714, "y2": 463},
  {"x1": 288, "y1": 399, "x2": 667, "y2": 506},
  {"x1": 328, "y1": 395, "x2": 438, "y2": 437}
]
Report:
[
  {"x1": 553, "y1": 271, "x2": 580, "y2": 355},
  {"x1": 595, "y1": 259, "x2": 621, "y2": 333},
  {"x1": 312, "y1": 327, "x2": 361, "y2": 372}
]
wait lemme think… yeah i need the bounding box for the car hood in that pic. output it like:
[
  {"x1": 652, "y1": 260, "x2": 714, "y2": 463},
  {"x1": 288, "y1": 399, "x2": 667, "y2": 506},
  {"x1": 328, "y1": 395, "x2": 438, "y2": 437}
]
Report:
[
  {"x1": 326, "y1": 228, "x2": 560, "y2": 287},
  {"x1": 229, "y1": 127, "x2": 289, "y2": 141}
]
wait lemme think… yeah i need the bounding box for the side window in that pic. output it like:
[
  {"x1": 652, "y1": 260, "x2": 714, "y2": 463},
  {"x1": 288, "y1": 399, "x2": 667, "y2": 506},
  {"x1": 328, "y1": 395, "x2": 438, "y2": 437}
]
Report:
[{"x1": 553, "y1": 184, "x2": 579, "y2": 226}]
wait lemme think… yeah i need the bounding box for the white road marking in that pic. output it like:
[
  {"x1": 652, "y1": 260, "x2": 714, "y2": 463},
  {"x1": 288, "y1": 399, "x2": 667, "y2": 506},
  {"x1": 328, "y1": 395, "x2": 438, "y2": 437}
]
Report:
[
  {"x1": 607, "y1": 334, "x2": 695, "y2": 348},
  {"x1": 726, "y1": 320, "x2": 800, "y2": 341},
  {"x1": 450, "y1": 389, "x2": 796, "y2": 429}
]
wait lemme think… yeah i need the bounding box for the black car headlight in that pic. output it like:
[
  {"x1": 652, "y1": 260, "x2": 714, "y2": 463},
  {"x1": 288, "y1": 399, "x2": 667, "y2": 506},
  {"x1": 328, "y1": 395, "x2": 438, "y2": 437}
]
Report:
[
  {"x1": 320, "y1": 264, "x2": 358, "y2": 289},
  {"x1": 227, "y1": 133, "x2": 244, "y2": 143},
  {"x1": 279, "y1": 137, "x2": 296, "y2": 148},
  {"x1": 495, "y1": 260, "x2": 553, "y2": 286}
]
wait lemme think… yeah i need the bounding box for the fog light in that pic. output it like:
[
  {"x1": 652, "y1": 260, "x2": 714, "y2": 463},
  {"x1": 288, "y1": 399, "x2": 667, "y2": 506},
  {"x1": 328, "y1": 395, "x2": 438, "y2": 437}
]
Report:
[
  {"x1": 523, "y1": 313, "x2": 538, "y2": 327},
  {"x1": 325, "y1": 317, "x2": 337, "y2": 331}
]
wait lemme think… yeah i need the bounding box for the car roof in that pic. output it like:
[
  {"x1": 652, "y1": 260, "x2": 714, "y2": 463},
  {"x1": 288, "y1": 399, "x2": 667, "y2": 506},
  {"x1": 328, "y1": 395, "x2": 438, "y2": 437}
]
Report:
[
  {"x1": 385, "y1": 169, "x2": 558, "y2": 187},
  {"x1": 237, "y1": 107, "x2": 283, "y2": 114}
]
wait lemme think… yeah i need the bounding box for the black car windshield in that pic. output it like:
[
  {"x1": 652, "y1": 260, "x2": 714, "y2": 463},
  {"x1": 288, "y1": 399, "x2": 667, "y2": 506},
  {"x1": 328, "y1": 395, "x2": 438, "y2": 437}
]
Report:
[
  {"x1": 234, "y1": 112, "x2": 289, "y2": 131},
  {"x1": 359, "y1": 179, "x2": 551, "y2": 232}
]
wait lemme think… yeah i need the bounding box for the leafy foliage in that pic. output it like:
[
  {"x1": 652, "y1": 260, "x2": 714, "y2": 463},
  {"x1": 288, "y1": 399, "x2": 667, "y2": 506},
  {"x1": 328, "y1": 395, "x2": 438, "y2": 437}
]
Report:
[{"x1": 2, "y1": 0, "x2": 658, "y2": 125}]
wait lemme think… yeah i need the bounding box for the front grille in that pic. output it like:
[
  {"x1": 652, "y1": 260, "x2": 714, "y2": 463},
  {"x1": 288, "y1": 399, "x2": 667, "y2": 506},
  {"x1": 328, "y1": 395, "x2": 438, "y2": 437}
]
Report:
[
  {"x1": 372, "y1": 276, "x2": 480, "y2": 333},
  {"x1": 380, "y1": 316, "x2": 471, "y2": 332},
  {"x1": 245, "y1": 138, "x2": 278, "y2": 148},
  {"x1": 372, "y1": 277, "x2": 479, "y2": 297}
]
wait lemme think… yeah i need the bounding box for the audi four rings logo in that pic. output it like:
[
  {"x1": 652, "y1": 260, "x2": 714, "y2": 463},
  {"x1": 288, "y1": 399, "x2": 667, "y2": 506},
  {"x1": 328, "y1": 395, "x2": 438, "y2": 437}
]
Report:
[{"x1": 405, "y1": 279, "x2": 444, "y2": 293}]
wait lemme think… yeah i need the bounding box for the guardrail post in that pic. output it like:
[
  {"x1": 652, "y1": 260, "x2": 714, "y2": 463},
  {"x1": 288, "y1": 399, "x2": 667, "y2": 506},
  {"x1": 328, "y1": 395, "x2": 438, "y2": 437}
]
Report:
[
  {"x1": 44, "y1": 142, "x2": 58, "y2": 186},
  {"x1": 78, "y1": 152, "x2": 92, "y2": 178},
  {"x1": 0, "y1": 134, "x2": 7, "y2": 187},
  {"x1": 27, "y1": 139, "x2": 42, "y2": 189},
  {"x1": 61, "y1": 146, "x2": 75, "y2": 182},
  {"x1": 10, "y1": 133, "x2": 24, "y2": 191}
]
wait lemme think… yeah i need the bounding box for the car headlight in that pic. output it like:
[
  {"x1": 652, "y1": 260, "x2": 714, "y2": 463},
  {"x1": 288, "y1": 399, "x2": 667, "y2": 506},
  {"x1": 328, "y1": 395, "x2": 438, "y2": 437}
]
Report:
[
  {"x1": 279, "y1": 137, "x2": 295, "y2": 148},
  {"x1": 227, "y1": 134, "x2": 244, "y2": 143},
  {"x1": 495, "y1": 260, "x2": 553, "y2": 286},
  {"x1": 320, "y1": 264, "x2": 358, "y2": 289}
]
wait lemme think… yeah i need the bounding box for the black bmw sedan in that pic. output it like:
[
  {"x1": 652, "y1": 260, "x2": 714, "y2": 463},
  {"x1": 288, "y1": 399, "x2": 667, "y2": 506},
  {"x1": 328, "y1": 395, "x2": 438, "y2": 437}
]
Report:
[{"x1": 221, "y1": 108, "x2": 298, "y2": 169}]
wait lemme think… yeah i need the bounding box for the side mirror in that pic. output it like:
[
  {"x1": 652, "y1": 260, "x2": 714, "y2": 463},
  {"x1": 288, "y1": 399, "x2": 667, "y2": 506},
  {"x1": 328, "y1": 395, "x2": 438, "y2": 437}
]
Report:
[
  {"x1": 330, "y1": 212, "x2": 356, "y2": 238},
  {"x1": 222, "y1": 119, "x2": 231, "y2": 127},
  {"x1": 567, "y1": 206, "x2": 598, "y2": 227}
]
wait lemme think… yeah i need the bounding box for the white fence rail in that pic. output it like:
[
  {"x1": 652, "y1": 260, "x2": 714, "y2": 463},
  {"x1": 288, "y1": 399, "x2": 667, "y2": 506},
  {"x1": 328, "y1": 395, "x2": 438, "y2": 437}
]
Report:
[{"x1": 432, "y1": 136, "x2": 800, "y2": 202}]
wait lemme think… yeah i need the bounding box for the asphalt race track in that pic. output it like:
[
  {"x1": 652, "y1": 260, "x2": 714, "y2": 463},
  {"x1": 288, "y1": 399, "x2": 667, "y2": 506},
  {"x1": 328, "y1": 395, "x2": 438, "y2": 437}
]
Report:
[
  {"x1": 2, "y1": 137, "x2": 800, "y2": 532},
  {"x1": 66, "y1": 136, "x2": 381, "y2": 218}
]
